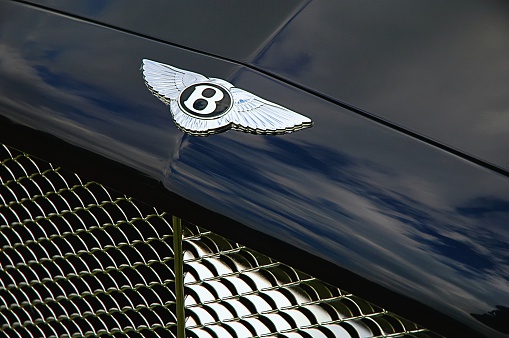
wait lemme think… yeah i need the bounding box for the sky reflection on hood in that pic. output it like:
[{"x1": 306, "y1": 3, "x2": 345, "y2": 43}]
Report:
[{"x1": 1, "y1": 3, "x2": 508, "y2": 336}]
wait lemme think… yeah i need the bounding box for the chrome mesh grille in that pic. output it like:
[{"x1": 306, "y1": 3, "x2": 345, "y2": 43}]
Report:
[
  {"x1": 0, "y1": 144, "x2": 441, "y2": 338},
  {"x1": 0, "y1": 145, "x2": 178, "y2": 337},
  {"x1": 182, "y1": 227, "x2": 437, "y2": 338}
]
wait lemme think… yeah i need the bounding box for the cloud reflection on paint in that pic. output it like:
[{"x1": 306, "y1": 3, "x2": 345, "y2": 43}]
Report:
[
  {"x1": 167, "y1": 118, "x2": 509, "y2": 335},
  {"x1": 1, "y1": 3, "x2": 509, "y2": 336}
]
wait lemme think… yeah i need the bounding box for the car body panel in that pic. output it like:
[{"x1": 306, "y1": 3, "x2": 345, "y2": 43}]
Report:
[
  {"x1": 20, "y1": 0, "x2": 307, "y2": 63},
  {"x1": 23, "y1": 0, "x2": 509, "y2": 173},
  {"x1": 1, "y1": 1, "x2": 509, "y2": 337},
  {"x1": 251, "y1": 0, "x2": 509, "y2": 172}
]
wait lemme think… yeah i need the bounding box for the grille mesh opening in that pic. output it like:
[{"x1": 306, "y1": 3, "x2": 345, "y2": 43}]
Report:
[
  {"x1": 0, "y1": 144, "x2": 441, "y2": 338},
  {"x1": 182, "y1": 226, "x2": 437, "y2": 338}
]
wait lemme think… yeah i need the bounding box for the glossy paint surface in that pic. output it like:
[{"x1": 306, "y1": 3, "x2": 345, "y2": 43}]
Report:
[
  {"x1": 1, "y1": 2, "x2": 509, "y2": 337},
  {"x1": 253, "y1": 0, "x2": 509, "y2": 173},
  {"x1": 22, "y1": 0, "x2": 307, "y2": 62},
  {"x1": 24, "y1": 1, "x2": 509, "y2": 174}
]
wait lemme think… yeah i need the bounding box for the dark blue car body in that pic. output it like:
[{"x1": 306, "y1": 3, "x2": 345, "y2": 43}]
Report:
[{"x1": 1, "y1": 1, "x2": 509, "y2": 336}]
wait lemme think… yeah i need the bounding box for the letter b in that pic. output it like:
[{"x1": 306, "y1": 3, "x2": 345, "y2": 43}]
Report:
[{"x1": 183, "y1": 85, "x2": 224, "y2": 115}]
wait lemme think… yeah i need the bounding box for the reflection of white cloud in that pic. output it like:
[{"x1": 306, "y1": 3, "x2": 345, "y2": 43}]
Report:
[
  {"x1": 0, "y1": 44, "x2": 38, "y2": 81},
  {"x1": 0, "y1": 5, "x2": 245, "y2": 179},
  {"x1": 167, "y1": 123, "x2": 509, "y2": 335},
  {"x1": 2, "y1": 6, "x2": 508, "y2": 336},
  {"x1": 0, "y1": 42, "x2": 176, "y2": 177}
]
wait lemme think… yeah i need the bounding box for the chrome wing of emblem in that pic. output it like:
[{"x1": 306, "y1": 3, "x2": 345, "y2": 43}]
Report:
[{"x1": 142, "y1": 59, "x2": 312, "y2": 136}]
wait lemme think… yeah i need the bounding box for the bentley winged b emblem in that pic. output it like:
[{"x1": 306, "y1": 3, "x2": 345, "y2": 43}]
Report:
[{"x1": 141, "y1": 59, "x2": 312, "y2": 136}]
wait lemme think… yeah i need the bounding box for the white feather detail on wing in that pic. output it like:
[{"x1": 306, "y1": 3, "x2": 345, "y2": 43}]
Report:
[
  {"x1": 228, "y1": 88, "x2": 312, "y2": 133},
  {"x1": 142, "y1": 59, "x2": 208, "y2": 103}
]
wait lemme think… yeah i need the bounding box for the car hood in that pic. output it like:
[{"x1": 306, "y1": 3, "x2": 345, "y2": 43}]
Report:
[
  {"x1": 249, "y1": 0, "x2": 509, "y2": 173},
  {"x1": 31, "y1": 0, "x2": 509, "y2": 172},
  {"x1": 25, "y1": 0, "x2": 308, "y2": 63}
]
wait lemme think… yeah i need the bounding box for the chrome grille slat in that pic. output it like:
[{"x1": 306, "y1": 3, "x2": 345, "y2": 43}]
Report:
[
  {"x1": 181, "y1": 226, "x2": 438, "y2": 338},
  {"x1": 0, "y1": 144, "x2": 440, "y2": 338},
  {"x1": 0, "y1": 145, "x2": 179, "y2": 338}
]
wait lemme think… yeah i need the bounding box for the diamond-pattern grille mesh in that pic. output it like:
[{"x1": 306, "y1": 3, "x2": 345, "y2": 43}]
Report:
[
  {"x1": 0, "y1": 144, "x2": 440, "y2": 338},
  {"x1": 0, "y1": 145, "x2": 178, "y2": 338},
  {"x1": 182, "y1": 227, "x2": 438, "y2": 338}
]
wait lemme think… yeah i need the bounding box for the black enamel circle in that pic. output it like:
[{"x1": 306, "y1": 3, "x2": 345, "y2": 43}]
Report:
[{"x1": 178, "y1": 83, "x2": 233, "y2": 119}]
